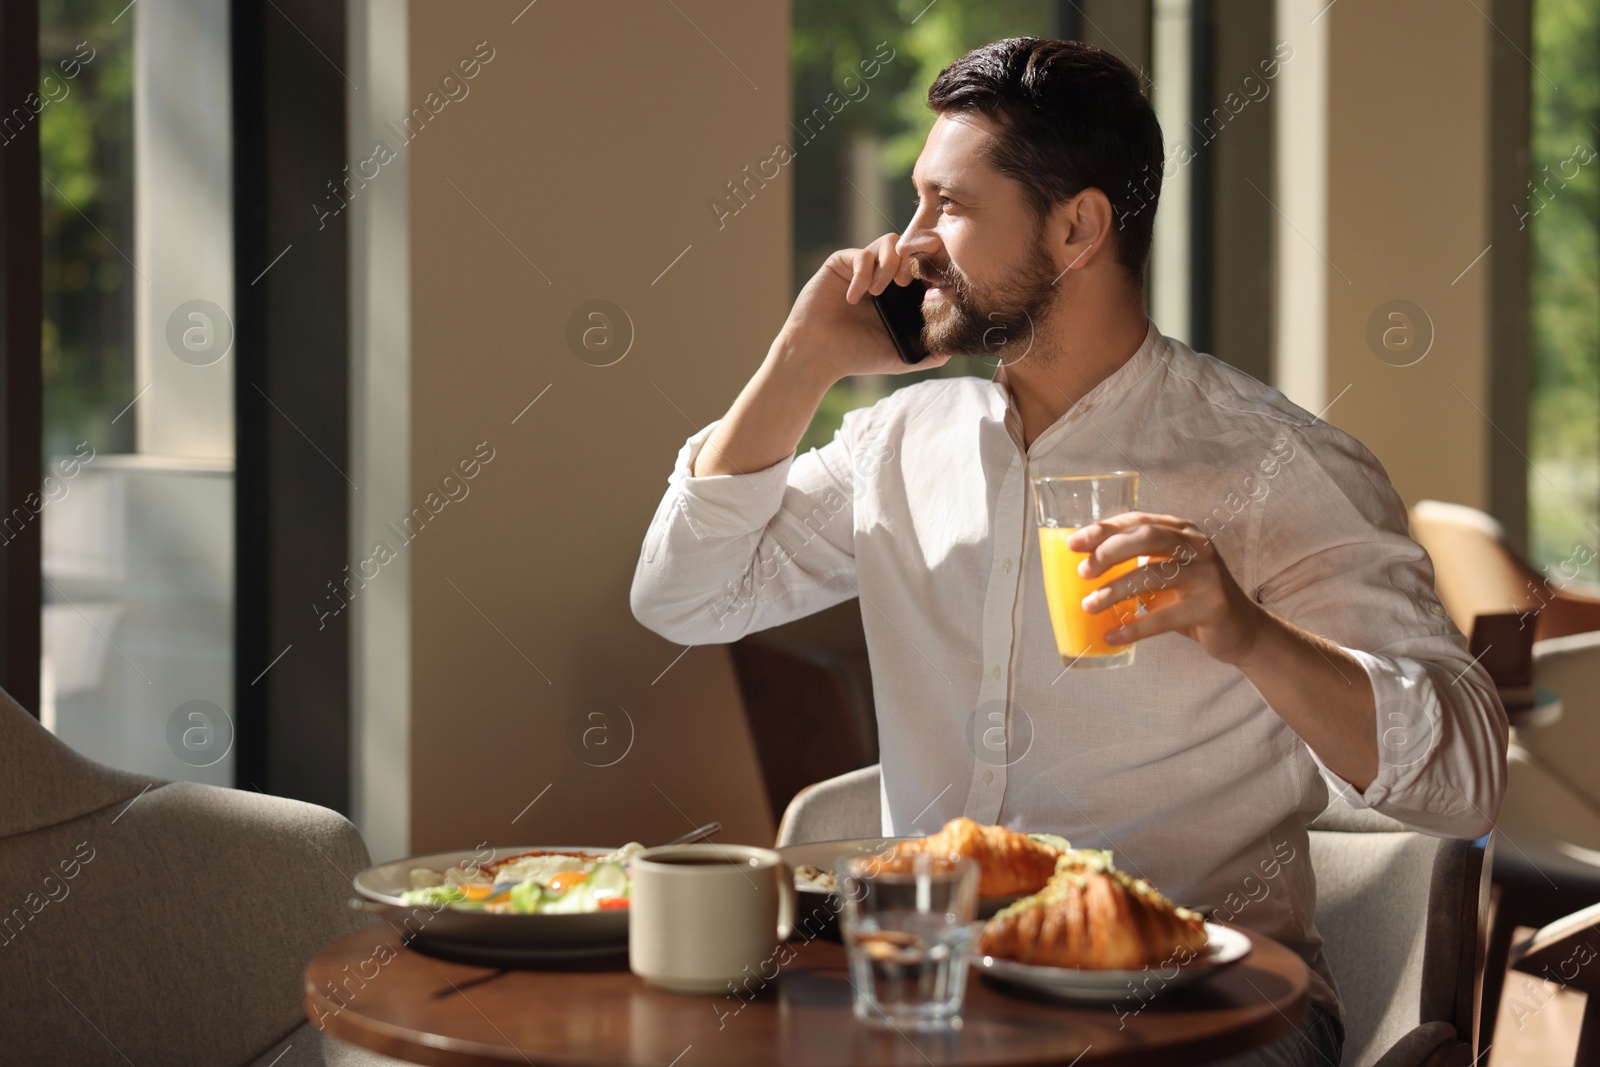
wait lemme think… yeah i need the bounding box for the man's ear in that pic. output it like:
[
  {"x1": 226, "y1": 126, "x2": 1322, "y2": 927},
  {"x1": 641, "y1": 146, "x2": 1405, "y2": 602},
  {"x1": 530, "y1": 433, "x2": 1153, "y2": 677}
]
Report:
[{"x1": 1047, "y1": 188, "x2": 1116, "y2": 277}]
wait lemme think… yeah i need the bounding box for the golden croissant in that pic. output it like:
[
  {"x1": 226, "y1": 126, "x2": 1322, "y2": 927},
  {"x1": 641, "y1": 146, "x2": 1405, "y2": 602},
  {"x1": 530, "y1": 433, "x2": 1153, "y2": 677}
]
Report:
[
  {"x1": 875, "y1": 817, "x2": 1064, "y2": 897},
  {"x1": 978, "y1": 850, "x2": 1208, "y2": 969}
]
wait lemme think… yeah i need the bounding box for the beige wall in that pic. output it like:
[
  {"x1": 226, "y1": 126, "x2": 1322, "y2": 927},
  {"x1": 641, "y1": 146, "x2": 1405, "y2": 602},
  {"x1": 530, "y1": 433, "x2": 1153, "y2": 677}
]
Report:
[
  {"x1": 1325, "y1": 0, "x2": 1493, "y2": 510},
  {"x1": 404, "y1": 0, "x2": 787, "y2": 852}
]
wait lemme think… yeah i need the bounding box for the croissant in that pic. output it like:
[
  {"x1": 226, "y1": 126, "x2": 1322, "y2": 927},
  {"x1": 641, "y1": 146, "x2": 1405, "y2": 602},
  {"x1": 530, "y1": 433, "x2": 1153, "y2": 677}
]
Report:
[
  {"x1": 875, "y1": 818, "x2": 1064, "y2": 897},
  {"x1": 977, "y1": 850, "x2": 1208, "y2": 969}
]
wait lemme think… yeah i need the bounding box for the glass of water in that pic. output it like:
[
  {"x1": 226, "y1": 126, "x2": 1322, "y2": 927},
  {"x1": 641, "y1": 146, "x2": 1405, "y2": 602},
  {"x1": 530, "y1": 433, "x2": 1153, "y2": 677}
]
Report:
[{"x1": 834, "y1": 851, "x2": 980, "y2": 1031}]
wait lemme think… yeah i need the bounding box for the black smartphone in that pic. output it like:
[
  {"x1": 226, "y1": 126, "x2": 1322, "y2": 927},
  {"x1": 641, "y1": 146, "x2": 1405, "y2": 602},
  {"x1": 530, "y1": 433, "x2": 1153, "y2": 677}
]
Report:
[{"x1": 871, "y1": 278, "x2": 929, "y2": 364}]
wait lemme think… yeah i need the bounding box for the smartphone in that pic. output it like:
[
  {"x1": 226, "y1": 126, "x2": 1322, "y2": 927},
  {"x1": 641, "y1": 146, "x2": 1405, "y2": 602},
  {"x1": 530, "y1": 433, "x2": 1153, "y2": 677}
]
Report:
[{"x1": 871, "y1": 278, "x2": 930, "y2": 364}]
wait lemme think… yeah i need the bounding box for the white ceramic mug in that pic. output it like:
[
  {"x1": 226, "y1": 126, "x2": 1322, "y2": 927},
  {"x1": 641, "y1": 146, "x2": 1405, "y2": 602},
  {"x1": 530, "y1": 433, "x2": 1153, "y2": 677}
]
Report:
[{"x1": 628, "y1": 844, "x2": 796, "y2": 994}]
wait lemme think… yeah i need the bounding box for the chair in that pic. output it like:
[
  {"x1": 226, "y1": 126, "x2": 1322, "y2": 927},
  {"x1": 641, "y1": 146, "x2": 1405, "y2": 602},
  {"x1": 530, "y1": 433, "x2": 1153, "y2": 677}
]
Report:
[
  {"x1": 1306, "y1": 804, "x2": 1489, "y2": 1067},
  {"x1": 1409, "y1": 500, "x2": 1600, "y2": 1049},
  {"x1": 778, "y1": 765, "x2": 1491, "y2": 1067},
  {"x1": 0, "y1": 687, "x2": 407, "y2": 1066},
  {"x1": 775, "y1": 762, "x2": 883, "y2": 846},
  {"x1": 1505, "y1": 899, "x2": 1600, "y2": 1064},
  {"x1": 1408, "y1": 500, "x2": 1600, "y2": 643},
  {"x1": 730, "y1": 601, "x2": 880, "y2": 825}
]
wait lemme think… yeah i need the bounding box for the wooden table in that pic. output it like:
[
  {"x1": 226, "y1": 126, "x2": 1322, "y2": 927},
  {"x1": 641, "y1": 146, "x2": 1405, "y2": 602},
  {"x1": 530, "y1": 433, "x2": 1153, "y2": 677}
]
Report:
[{"x1": 305, "y1": 926, "x2": 1309, "y2": 1066}]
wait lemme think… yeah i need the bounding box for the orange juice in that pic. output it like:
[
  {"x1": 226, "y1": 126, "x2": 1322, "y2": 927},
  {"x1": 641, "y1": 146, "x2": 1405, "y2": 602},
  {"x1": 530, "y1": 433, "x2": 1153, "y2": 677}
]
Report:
[{"x1": 1039, "y1": 526, "x2": 1141, "y2": 662}]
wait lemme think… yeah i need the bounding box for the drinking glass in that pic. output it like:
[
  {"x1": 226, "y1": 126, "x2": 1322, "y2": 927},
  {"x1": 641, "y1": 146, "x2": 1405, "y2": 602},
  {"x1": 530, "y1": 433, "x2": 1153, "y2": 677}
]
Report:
[
  {"x1": 835, "y1": 851, "x2": 979, "y2": 1031},
  {"x1": 1031, "y1": 471, "x2": 1142, "y2": 670}
]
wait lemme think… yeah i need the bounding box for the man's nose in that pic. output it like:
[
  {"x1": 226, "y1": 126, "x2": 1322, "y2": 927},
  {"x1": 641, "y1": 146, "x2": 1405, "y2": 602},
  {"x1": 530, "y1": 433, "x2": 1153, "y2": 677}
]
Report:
[{"x1": 896, "y1": 207, "x2": 940, "y2": 261}]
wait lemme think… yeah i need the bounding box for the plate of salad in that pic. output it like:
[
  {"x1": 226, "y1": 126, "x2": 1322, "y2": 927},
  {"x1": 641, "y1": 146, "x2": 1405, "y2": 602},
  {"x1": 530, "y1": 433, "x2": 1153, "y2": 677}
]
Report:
[{"x1": 352, "y1": 843, "x2": 646, "y2": 960}]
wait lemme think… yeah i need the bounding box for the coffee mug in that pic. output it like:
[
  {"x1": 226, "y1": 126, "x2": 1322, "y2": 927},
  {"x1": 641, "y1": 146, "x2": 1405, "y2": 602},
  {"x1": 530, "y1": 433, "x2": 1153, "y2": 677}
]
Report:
[{"x1": 628, "y1": 844, "x2": 796, "y2": 994}]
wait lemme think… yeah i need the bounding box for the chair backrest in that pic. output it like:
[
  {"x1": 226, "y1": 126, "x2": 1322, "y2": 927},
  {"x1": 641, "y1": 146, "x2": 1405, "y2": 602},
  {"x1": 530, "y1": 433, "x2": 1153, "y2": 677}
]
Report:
[
  {"x1": 731, "y1": 626, "x2": 879, "y2": 826},
  {"x1": 1412, "y1": 499, "x2": 1600, "y2": 647},
  {"x1": 1522, "y1": 630, "x2": 1600, "y2": 814},
  {"x1": 1409, "y1": 499, "x2": 1539, "y2": 632},
  {"x1": 1307, "y1": 804, "x2": 1490, "y2": 1066},
  {"x1": 1412, "y1": 500, "x2": 1600, "y2": 810},
  {"x1": 778, "y1": 766, "x2": 1491, "y2": 1066},
  {"x1": 0, "y1": 688, "x2": 376, "y2": 1066},
  {"x1": 775, "y1": 762, "x2": 882, "y2": 846}
]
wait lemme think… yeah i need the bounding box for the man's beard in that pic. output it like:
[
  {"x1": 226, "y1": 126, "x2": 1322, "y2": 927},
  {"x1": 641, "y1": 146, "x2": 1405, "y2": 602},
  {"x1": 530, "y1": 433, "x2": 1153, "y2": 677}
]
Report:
[{"x1": 911, "y1": 237, "x2": 1060, "y2": 365}]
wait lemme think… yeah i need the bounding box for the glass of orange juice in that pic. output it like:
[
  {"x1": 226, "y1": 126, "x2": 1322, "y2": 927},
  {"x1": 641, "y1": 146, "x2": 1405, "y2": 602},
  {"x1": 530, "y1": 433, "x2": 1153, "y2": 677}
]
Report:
[{"x1": 1031, "y1": 471, "x2": 1142, "y2": 669}]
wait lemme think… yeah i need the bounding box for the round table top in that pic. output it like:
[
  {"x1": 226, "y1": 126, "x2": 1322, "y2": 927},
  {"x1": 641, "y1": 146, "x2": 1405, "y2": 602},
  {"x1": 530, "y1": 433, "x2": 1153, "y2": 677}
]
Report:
[{"x1": 305, "y1": 924, "x2": 1309, "y2": 1067}]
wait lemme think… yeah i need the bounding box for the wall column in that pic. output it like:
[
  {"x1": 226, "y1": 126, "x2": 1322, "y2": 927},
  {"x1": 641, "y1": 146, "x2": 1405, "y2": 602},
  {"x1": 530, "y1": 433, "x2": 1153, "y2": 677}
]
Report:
[
  {"x1": 390, "y1": 0, "x2": 785, "y2": 853},
  {"x1": 1274, "y1": 0, "x2": 1529, "y2": 534}
]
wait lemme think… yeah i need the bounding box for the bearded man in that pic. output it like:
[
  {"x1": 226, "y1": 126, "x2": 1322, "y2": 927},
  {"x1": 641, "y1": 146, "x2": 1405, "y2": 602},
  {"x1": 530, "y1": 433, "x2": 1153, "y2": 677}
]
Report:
[{"x1": 631, "y1": 36, "x2": 1506, "y2": 1067}]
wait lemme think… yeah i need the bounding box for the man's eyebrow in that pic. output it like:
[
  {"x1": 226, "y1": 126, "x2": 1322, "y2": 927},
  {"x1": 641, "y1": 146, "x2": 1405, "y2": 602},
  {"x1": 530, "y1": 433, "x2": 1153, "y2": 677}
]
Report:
[{"x1": 911, "y1": 175, "x2": 975, "y2": 199}]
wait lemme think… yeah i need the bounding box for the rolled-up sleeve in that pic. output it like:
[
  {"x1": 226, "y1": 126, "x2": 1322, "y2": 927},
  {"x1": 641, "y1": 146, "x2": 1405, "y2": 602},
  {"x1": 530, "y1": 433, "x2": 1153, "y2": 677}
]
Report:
[
  {"x1": 629, "y1": 420, "x2": 861, "y2": 646},
  {"x1": 1249, "y1": 422, "x2": 1508, "y2": 839}
]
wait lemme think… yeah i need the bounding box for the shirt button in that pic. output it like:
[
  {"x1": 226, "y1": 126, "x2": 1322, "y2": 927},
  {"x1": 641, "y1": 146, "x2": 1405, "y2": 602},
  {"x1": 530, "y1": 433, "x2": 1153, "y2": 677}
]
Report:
[
  {"x1": 1002, "y1": 558, "x2": 1013, "y2": 572},
  {"x1": 991, "y1": 665, "x2": 1001, "y2": 680},
  {"x1": 982, "y1": 769, "x2": 994, "y2": 785}
]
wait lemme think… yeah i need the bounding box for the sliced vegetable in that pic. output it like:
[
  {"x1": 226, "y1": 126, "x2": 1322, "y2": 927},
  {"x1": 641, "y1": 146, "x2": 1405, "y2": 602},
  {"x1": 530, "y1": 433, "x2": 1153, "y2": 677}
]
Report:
[
  {"x1": 509, "y1": 880, "x2": 543, "y2": 914},
  {"x1": 540, "y1": 883, "x2": 591, "y2": 914},
  {"x1": 586, "y1": 862, "x2": 628, "y2": 901},
  {"x1": 597, "y1": 897, "x2": 630, "y2": 911},
  {"x1": 398, "y1": 885, "x2": 469, "y2": 907}
]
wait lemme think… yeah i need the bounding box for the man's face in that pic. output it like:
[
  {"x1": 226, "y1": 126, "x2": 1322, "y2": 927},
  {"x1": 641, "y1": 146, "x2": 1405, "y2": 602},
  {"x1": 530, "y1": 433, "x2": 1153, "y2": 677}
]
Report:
[{"x1": 898, "y1": 112, "x2": 1062, "y2": 364}]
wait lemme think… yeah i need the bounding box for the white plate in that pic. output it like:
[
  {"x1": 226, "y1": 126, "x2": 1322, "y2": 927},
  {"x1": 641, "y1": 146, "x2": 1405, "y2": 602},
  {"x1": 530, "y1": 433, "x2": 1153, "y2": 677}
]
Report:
[
  {"x1": 352, "y1": 845, "x2": 628, "y2": 956},
  {"x1": 971, "y1": 922, "x2": 1251, "y2": 1002}
]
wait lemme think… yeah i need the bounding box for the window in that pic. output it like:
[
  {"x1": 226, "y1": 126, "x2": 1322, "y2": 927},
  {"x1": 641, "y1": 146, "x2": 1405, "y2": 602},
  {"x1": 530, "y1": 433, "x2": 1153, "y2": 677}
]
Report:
[
  {"x1": 1527, "y1": 0, "x2": 1600, "y2": 579},
  {"x1": 39, "y1": 0, "x2": 237, "y2": 783},
  {"x1": 791, "y1": 0, "x2": 1054, "y2": 454}
]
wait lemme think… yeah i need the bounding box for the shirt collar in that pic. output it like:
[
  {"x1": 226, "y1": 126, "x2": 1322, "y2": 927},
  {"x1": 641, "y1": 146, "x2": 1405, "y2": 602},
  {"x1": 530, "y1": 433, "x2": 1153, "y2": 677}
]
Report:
[{"x1": 986, "y1": 318, "x2": 1169, "y2": 432}]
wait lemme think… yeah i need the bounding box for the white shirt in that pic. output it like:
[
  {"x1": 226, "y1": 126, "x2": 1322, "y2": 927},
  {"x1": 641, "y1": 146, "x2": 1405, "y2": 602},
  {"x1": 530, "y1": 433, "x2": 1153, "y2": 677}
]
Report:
[{"x1": 630, "y1": 321, "x2": 1508, "y2": 1022}]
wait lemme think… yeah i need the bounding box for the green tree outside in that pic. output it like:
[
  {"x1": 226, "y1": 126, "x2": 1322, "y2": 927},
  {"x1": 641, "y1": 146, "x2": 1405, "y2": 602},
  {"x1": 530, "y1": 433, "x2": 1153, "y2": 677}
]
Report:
[
  {"x1": 1528, "y1": 0, "x2": 1600, "y2": 580},
  {"x1": 791, "y1": 0, "x2": 1053, "y2": 454},
  {"x1": 39, "y1": 0, "x2": 135, "y2": 462}
]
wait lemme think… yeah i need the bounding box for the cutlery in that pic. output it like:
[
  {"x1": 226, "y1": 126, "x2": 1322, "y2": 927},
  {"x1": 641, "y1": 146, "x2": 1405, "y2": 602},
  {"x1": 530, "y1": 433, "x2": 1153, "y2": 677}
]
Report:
[{"x1": 660, "y1": 821, "x2": 722, "y2": 847}]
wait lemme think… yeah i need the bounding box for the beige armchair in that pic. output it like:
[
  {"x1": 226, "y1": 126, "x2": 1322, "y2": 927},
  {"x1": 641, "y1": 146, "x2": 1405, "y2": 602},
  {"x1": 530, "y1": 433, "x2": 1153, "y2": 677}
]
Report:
[
  {"x1": 1507, "y1": 899, "x2": 1600, "y2": 1064},
  {"x1": 1409, "y1": 499, "x2": 1600, "y2": 645},
  {"x1": 0, "y1": 687, "x2": 407, "y2": 1065},
  {"x1": 1409, "y1": 499, "x2": 1600, "y2": 1050}
]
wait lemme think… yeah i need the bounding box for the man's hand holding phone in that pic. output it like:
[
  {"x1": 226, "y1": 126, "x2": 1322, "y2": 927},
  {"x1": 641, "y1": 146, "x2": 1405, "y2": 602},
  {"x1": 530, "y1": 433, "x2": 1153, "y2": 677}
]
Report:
[
  {"x1": 691, "y1": 234, "x2": 946, "y2": 477},
  {"x1": 773, "y1": 233, "x2": 949, "y2": 387}
]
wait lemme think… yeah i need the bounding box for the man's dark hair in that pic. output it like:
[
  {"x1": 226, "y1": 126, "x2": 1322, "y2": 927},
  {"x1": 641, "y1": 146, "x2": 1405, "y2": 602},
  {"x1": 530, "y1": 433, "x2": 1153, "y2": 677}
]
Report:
[{"x1": 926, "y1": 37, "x2": 1164, "y2": 281}]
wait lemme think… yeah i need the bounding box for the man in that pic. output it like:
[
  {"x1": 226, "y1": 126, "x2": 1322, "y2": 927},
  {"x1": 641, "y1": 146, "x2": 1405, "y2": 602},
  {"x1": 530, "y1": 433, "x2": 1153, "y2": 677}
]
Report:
[{"x1": 631, "y1": 37, "x2": 1506, "y2": 1065}]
